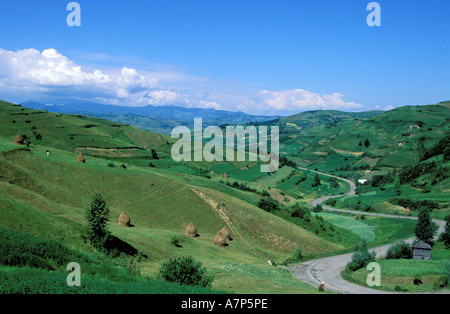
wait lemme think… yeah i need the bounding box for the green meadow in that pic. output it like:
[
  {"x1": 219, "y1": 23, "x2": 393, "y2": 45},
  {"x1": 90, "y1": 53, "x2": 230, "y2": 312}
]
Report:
[{"x1": 0, "y1": 99, "x2": 448, "y2": 294}]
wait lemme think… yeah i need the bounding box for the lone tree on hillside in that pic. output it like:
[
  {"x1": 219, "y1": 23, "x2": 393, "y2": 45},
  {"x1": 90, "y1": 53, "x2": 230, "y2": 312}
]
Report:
[
  {"x1": 85, "y1": 193, "x2": 112, "y2": 250},
  {"x1": 438, "y1": 214, "x2": 450, "y2": 249},
  {"x1": 415, "y1": 208, "x2": 438, "y2": 246},
  {"x1": 312, "y1": 174, "x2": 321, "y2": 187}
]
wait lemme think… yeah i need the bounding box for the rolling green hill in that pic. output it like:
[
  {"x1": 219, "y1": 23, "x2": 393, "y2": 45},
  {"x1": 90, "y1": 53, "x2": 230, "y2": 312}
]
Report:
[
  {"x1": 1, "y1": 99, "x2": 447, "y2": 294},
  {"x1": 0, "y1": 100, "x2": 345, "y2": 294},
  {"x1": 274, "y1": 101, "x2": 449, "y2": 221},
  {"x1": 278, "y1": 102, "x2": 450, "y2": 173}
]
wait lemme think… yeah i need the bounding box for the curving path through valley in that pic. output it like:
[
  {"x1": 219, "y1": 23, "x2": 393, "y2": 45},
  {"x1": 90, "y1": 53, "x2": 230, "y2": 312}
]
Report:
[{"x1": 288, "y1": 167, "x2": 446, "y2": 294}]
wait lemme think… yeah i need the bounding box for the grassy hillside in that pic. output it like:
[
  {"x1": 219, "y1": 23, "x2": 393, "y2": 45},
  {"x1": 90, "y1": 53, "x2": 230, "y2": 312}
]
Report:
[
  {"x1": 279, "y1": 102, "x2": 450, "y2": 172},
  {"x1": 0, "y1": 100, "x2": 345, "y2": 293},
  {"x1": 274, "y1": 101, "x2": 450, "y2": 223},
  {"x1": 1, "y1": 99, "x2": 447, "y2": 294}
]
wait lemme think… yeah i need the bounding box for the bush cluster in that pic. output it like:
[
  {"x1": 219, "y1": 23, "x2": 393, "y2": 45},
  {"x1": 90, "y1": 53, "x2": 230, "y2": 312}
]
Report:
[
  {"x1": 346, "y1": 240, "x2": 376, "y2": 271},
  {"x1": 159, "y1": 256, "x2": 213, "y2": 288},
  {"x1": 0, "y1": 228, "x2": 70, "y2": 270},
  {"x1": 385, "y1": 241, "x2": 413, "y2": 260}
]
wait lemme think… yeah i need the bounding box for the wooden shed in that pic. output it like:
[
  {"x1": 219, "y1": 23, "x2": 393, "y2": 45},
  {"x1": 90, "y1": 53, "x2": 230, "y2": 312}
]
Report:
[{"x1": 412, "y1": 241, "x2": 431, "y2": 261}]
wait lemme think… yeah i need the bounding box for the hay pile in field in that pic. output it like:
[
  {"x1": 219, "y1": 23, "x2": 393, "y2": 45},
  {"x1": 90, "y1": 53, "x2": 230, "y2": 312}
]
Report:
[
  {"x1": 213, "y1": 234, "x2": 228, "y2": 247},
  {"x1": 118, "y1": 211, "x2": 131, "y2": 227},
  {"x1": 185, "y1": 222, "x2": 198, "y2": 237},
  {"x1": 218, "y1": 226, "x2": 232, "y2": 241},
  {"x1": 14, "y1": 134, "x2": 24, "y2": 145},
  {"x1": 76, "y1": 153, "x2": 86, "y2": 163}
]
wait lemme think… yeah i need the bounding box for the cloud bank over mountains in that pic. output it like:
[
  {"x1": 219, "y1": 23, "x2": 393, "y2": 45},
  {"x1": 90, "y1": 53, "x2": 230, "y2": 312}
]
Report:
[{"x1": 0, "y1": 48, "x2": 363, "y2": 115}]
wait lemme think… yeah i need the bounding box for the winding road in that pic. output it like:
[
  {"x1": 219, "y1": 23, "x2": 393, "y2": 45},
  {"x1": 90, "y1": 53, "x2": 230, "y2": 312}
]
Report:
[{"x1": 288, "y1": 167, "x2": 446, "y2": 294}]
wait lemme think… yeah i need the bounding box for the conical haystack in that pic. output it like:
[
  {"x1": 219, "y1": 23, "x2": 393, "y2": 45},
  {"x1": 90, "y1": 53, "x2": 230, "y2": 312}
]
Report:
[
  {"x1": 213, "y1": 234, "x2": 228, "y2": 247},
  {"x1": 118, "y1": 211, "x2": 131, "y2": 227},
  {"x1": 76, "y1": 152, "x2": 86, "y2": 163},
  {"x1": 14, "y1": 134, "x2": 25, "y2": 145},
  {"x1": 218, "y1": 226, "x2": 232, "y2": 241},
  {"x1": 185, "y1": 222, "x2": 198, "y2": 237}
]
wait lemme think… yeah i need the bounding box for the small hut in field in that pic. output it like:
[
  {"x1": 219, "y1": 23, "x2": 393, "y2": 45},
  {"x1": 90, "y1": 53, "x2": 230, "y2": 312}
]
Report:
[
  {"x1": 76, "y1": 152, "x2": 86, "y2": 163},
  {"x1": 412, "y1": 241, "x2": 432, "y2": 261}
]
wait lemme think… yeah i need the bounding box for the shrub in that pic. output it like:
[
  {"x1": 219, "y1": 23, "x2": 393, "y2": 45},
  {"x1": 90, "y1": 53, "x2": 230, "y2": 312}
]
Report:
[
  {"x1": 159, "y1": 256, "x2": 213, "y2": 288},
  {"x1": 394, "y1": 285, "x2": 408, "y2": 292},
  {"x1": 0, "y1": 228, "x2": 71, "y2": 270},
  {"x1": 413, "y1": 272, "x2": 423, "y2": 285},
  {"x1": 293, "y1": 246, "x2": 303, "y2": 261},
  {"x1": 313, "y1": 204, "x2": 323, "y2": 213},
  {"x1": 433, "y1": 276, "x2": 448, "y2": 290},
  {"x1": 346, "y1": 239, "x2": 376, "y2": 271},
  {"x1": 257, "y1": 197, "x2": 280, "y2": 213},
  {"x1": 107, "y1": 162, "x2": 115, "y2": 168},
  {"x1": 303, "y1": 214, "x2": 311, "y2": 222},
  {"x1": 290, "y1": 203, "x2": 308, "y2": 219},
  {"x1": 170, "y1": 236, "x2": 182, "y2": 248},
  {"x1": 385, "y1": 241, "x2": 413, "y2": 260}
]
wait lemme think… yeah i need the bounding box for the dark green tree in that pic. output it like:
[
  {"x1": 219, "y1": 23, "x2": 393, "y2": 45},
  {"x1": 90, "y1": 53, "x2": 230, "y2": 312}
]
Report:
[
  {"x1": 415, "y1": 208, "x2": 438, "y2": 246},
  {"x1": 151, "y1": 149, "x2": 159, "y2": 160},
  {"x1": 438, "y1": 215, "x2": 450, "y2": 249},
  {"x1": 85, "y1": 193, "x2": 111, "y2": 249},
  {"x1": 313, "y1": 204, "x2": 323, "y2": 213},
  {"x1": 312, "y1": 174, "x2": 321, "y2": 187},
  {"x1": 257, "y1": 197, "x2": 280, "y2": 213}
]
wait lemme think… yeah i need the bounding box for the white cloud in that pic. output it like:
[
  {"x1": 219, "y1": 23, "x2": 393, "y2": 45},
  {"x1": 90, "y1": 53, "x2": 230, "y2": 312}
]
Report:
[
  {"x1": 0, "y1": 48, "x2": 365, "y2": 114},
  {"x1": 259, "y1": 89, "x2": 363, "y2": 112},
  {"x1": 0, "y1": 48, "x2": 160, "y2": 104},
  {"x1": 196, "y1": 100, "x2": 222, "y2": 110}
]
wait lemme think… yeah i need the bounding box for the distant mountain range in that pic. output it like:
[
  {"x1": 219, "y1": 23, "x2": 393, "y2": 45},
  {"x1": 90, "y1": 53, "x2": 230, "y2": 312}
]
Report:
[{"x1": 21, "y1": 101, "x2": 280, "y2": 134}]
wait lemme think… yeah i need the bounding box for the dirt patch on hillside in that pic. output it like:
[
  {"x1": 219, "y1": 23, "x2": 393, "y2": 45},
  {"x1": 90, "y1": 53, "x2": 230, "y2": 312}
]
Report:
[
  {"x1": 330, "y1": 147, "x2": 364, "y2": 157},
  {"x1": 74, "y1": 147, "x2": 145, "y2": 158},
  {"x1": 191, "y1": 188, "x2": 263, "y2": 257}
]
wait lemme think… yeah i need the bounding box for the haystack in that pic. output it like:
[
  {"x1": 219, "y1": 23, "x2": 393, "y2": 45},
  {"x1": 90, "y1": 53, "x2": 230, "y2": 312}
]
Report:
[
  {"x1": 76, "y1": 152, "x2": 86, "y2": 163},
  {"x1": 185, "y1": 222, "x2": 198, "y2": 237},
  {"x1": 118, "y1": 211, "x2": 131, "y2": 227},
  {"x1": 14, "y1": 134, "x2": 25, "y2": 145},
  {"x1": 213, "y1": 234, "x2": 228, "y2": 247},
  {"x1": 218, "y1": 226, "x2": 232, "y2": 241}
]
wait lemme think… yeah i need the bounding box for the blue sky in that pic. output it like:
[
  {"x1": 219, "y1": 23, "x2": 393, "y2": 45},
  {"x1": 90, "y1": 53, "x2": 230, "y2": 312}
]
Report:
[{"x1": 0, "y1": 0, "x2": 449, "y2": 115}]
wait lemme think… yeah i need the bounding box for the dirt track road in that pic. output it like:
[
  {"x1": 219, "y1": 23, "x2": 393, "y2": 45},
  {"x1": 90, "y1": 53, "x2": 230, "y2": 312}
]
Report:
[{"x1": 288, "y1": 167, "x2": 446, "y2": 294}]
